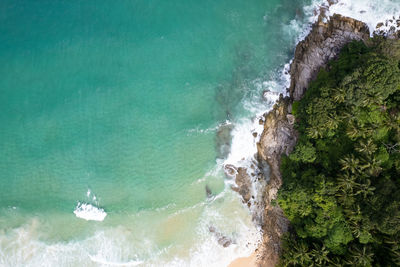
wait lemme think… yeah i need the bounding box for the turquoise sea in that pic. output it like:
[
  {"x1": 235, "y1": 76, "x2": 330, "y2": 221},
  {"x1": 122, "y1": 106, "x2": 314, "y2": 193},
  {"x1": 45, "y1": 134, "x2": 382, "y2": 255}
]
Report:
[{"x1": 0, "y1": 0, "x2": 359, "y2": 265}]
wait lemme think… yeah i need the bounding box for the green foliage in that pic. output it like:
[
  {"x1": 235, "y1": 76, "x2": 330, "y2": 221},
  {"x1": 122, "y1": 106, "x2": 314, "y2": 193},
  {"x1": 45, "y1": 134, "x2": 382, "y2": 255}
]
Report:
[
  {"x1": 289, "y1": 142, "x2": 316, "y2": 163},
  {"x1": 292, "y1": 100, "x2": 300, "y2": 116},
  {"x1": 278, "y1": 39, "x2": 400, "y2": 266}
]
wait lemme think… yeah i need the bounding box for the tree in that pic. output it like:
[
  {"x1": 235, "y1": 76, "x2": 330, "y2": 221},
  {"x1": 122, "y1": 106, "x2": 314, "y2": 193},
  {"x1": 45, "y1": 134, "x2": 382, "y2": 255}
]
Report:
[{"x1": 346, "y1": 245, "x2": 374, "y2": 267}]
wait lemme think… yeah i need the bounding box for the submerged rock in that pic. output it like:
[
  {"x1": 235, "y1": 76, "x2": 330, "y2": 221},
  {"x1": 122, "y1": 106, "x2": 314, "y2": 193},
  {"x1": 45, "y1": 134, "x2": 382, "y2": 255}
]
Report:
[
  {"x1": 208, "y1": 226, "x2": 235, "y2": 248},
  {"x1": 215, "y1": 122, "x2": 234, "y2": 159},
  {"x1": 205, "y1": 185, "x2": 213, "y2": 198}
]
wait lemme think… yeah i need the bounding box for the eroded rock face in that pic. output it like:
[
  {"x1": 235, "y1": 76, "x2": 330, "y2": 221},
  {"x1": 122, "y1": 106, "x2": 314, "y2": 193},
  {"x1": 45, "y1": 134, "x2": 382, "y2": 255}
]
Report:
[
  {"x1": 256, "y1": 97, "x2": 295, "y2": 266},
  {"x1": 289, "y1": 14, "x2": 370, "y2": 101},
  {"x1": 255, "y1": 14, "x2": 371, "y2": 267}
]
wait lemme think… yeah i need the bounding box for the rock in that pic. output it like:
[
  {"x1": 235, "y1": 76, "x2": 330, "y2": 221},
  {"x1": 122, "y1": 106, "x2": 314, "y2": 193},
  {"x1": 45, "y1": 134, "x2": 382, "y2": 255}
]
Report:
[
  {"x1": 252, "y1": 132, "x2": 258, "y2": 138},
  {"x1": 259, "y1": 119, "x2": 264, "y2": 125},
  {"x1": 256, "y1": 14, "x2": 372, "y2": 267},
  {"x1": 224, "y1": 164, "x2": 237, "y2": 178},
  {"x1": 216, "y1": 122, "x2": 234, "y2": 159},
  {"x1": 208, "y1": 226, "x2": 234, "y2": 247},
  {"x1": 234, "y1": 167, "x2": 253, "y2": 203},
  {"x1": 286, "y1": 114, "x2": 295, "y2": 125},
  {"x1": 289, "y1": 14, "x2": 370, "y2": 101},
  {"x1": 205, "y1": 185, "x2": 212, "y2": 198}
]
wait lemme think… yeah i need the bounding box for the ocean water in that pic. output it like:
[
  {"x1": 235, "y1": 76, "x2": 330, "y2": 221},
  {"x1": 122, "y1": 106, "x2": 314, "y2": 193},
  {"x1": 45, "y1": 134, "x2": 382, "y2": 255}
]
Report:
[{"x1": 0, "y1": 0, "x2": 398, "y2": 266}]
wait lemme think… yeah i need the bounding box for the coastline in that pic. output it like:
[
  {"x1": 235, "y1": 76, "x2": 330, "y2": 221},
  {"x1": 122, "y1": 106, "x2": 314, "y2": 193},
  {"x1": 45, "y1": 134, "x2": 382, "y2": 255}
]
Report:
[
  {"x1": 228, "y1": 10, "x2": 380, "y2": 267},
  {"x1": 256, "y1": 13, "x2": 372, "y2": 266}
]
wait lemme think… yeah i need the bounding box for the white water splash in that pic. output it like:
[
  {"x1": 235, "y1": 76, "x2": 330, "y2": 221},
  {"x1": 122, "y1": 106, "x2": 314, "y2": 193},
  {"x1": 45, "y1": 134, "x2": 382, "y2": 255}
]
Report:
[
  {"x1": 328, "y1": 0, "x2": 400, "y2": 35},
  {"x1": 74, "y1": 202, "x2": 107, "y2": 221},
  {"x1": 74, "y1": 189, "x2": 107, "y2": 221}
]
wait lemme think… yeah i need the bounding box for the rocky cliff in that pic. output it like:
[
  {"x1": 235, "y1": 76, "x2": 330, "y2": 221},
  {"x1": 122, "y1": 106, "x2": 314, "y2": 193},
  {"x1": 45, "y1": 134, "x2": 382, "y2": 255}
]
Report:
[
  {"x1": 289, "y1": 14, "x2": 370, "y2": 101},
  {"x1": 255, "y1": 14, "x2": 370, "y2": 266}
]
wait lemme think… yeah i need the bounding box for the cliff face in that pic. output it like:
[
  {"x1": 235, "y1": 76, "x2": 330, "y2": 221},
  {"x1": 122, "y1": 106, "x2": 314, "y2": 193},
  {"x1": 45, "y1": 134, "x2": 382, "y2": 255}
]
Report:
[
  {"x1": 256, "y1": 97, "x2": 295, "y2": 266},
  {"x1": 256, "y1": 15, "x2": 370, "y2": 266},
  {"x1": 289, "y1": 14, "x2": 370, "y2": 101}
]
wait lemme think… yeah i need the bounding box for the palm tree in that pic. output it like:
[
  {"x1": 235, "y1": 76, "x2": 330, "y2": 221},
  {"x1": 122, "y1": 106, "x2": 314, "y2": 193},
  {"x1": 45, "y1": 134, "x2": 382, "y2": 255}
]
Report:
[
  {"x1": 282, "y1": 240, "x2": 311, "y2": 267},
  {"x1": 328, "y1": 257, "x2": 344, "y2": 267},
  {"x1": 311, "y1": 243, "x2": 330, "y2": 265},
  {"x1": 336, "y1": 188, "x2": 355, "y2": 207},
  {"x1": 346, "y1": 121, "x2": 361, "y2": 140},
  {"x1": 356, "y1": 139, "x2": 377, "y2": 156},
  {"x1": 346, "y1": 245, "x2": 374, "y2": 267},
  {"x1": 326, "y1": 115, "x2": 340, "y2": 131},
  {"x1": 340, "y1": 155, "x2": 361, "y2": 174},
  {"x1": 385, "y1": 239, "x2": 400, "y2": 266},
  {"x1": 361, "y1": 157, "x2": 382, "y2": 177},
  {"x1": 333, "y1": 87, "x2": 346, "y2": 103},
  {"x1": 307, "y1": 126, "x2": 324, "y2": 139},
  {"x1": 355, "y1": 179, "x2": 375, "y2": 198},
  {"x1": 336, "y1": 172, "x2": 359, "y2": 193},
  {"x1": 292, "y1": 241, "x2": 312, "y2": 266}
]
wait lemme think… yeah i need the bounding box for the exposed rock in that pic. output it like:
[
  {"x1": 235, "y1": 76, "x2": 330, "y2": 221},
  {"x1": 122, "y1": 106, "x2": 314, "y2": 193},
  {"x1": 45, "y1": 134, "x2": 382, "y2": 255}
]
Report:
[
  {"x1": 224, "y1": 164, "x2": 237, "y2": 178},
  {"x1": 231, "y1": 167, "x2": 252, "y2": 204},
  {"x1": 256, "y1": 97, "x2": 295, "y2": 266},
  {"x1": 289, "y1": 14, "x2": 370, "y2": 101}
]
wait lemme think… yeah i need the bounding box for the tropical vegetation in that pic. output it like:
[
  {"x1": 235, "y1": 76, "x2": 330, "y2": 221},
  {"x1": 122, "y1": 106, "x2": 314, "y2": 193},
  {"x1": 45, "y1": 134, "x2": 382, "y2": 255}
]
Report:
[{"x1": 278, "y1": 38, "x2": 400, "y2": 266}]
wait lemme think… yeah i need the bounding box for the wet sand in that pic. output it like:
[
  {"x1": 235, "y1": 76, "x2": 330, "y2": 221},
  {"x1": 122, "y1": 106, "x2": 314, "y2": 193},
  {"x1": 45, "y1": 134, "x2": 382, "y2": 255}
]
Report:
[{"x1": 228, "y1": 252, "x2": 257, "y2": 267}]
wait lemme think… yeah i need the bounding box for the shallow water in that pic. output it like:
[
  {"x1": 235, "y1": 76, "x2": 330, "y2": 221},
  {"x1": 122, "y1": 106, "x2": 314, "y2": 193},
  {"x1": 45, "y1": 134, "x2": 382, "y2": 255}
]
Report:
[{"x1": 0, "y1": 0, "x2": 399, "y2": 266}]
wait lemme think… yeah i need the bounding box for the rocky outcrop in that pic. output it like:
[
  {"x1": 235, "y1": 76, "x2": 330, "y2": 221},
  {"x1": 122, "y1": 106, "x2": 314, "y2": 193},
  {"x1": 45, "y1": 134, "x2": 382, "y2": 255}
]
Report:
[
  {"x1": 256, "y1": 97, "x2": 295, "y2": 266},
  {"x1": 255, "y1": 14, "x2": 370, "y2": 266},
  {"x1": 289, "y1": 14, "x2": 370, "y2": 101}
]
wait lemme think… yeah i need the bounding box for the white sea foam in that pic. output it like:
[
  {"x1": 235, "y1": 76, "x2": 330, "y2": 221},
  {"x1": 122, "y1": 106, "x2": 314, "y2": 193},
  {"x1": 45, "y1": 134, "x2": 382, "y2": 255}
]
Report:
[
  {"x1": 328, "y1": 0, "x2": 400, "y2": 35},
  {"x1": 74, "y1": 202, "x2": 107, "y2": 221},
  {"x1": 74, "y1": 189, "x2": 107, "y2": 221},
  {"x1": 0, "y1": 219, "x2": 144, "y2": 267},
  {"x1": 88, "y1": 255, "x2": 144, "y2": 266},
  {"x1": 0, "y1": 190, "x2": 260, "y2": 267},
  {"x1": 187, "y1": 120, "x2": 232, "y2": 135}
]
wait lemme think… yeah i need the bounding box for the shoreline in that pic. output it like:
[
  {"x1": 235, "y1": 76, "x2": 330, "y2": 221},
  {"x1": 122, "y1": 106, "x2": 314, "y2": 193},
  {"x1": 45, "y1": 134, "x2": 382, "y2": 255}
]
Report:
[{"x1": 226, "y1": 6, "x2": 394, "y2": 266}]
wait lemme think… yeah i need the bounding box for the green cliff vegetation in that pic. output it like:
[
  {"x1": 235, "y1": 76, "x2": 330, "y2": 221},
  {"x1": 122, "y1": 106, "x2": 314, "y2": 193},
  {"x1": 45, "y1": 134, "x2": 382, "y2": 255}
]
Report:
[{"x1": 278, "y1": 39, "x2": 400, "y2": 266}]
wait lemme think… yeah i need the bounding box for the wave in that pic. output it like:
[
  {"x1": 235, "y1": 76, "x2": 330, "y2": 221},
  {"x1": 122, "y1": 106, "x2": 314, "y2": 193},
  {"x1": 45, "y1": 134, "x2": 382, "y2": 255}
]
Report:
[
  {"x1": 73, "y1": 189, "x2": 107, "y2": 221},
  {"x1": 74, "y1": 202, "x2": 107, "y2": 222},
  {"x1": 0, "y1": 189, "x2": 261, "y2": 267},
  {"x1": 328, "y1": 0, "x2": 400, "y2": 35},
  {"x1": 88, "y1": 255, "x2": 143, "y2": 266}
]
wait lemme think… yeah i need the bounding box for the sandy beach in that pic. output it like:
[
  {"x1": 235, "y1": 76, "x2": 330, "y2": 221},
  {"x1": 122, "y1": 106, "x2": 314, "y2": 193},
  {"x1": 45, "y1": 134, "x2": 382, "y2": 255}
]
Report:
[{"x1": 228, "y1": 252, "x2": 257, "y2": 267}]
